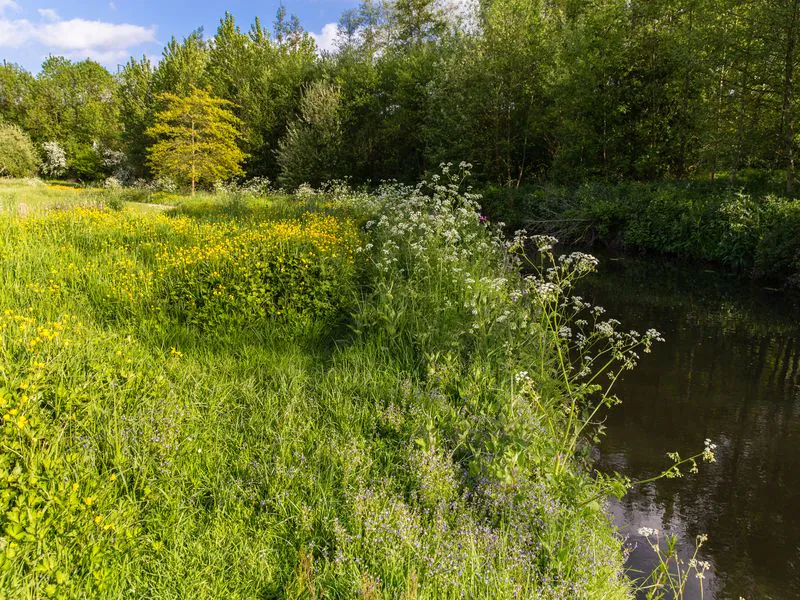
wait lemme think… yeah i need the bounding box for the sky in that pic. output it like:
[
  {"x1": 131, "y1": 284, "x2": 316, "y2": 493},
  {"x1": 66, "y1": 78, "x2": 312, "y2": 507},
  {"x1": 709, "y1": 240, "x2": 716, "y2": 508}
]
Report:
[{"x1": 0, "y1": 0, "x2": 357, "y2": 72}]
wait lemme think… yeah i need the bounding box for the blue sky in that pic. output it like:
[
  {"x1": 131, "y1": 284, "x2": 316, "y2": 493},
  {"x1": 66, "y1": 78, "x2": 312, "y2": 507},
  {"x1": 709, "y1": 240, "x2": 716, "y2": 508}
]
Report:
[{"x1": 0, "y1": 0, "x2": 357, "y2": 72}]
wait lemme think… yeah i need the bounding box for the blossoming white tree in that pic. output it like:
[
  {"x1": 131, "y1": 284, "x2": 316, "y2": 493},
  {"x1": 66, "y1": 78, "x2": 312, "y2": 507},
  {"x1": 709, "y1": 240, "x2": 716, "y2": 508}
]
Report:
[{"x1": 40, "y1": 141, "x2": 67, "y2": 178}]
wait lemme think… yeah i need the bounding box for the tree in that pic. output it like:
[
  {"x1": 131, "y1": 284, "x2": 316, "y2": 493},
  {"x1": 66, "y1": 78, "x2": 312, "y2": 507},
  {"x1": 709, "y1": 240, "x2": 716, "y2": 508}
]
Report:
[
  {"x1": 26, "y1": 57, "x2": 120, "y2": 147},
  {"x1": 41, "y1": 141, "x2": 67, "y2": 178},
  {"x1": 0, "y1": 123, "x2": 38, "y2": 177},
  {"x1": 153, "y1": 30, "x2": 208, "y2": 96},
  {"x1": 23, "y1": 57, "x2": 122, "y2": 180},
  {"x1": 147, "y1": 88, "x2": 246, "y2": 194},
  {"x1": 203, "y1": 12, "x2": 318, "y2": 179},
  {"x1": 277, "y1": 80, "x2": 343, "y2": 187},
  {"x1": 119, "y1": 57, "x2": 156, "y2": 177},
  {"x1": 0, "y1": 62, "x2": 34, "y2": 127},
  {"x1": 392, "y1": 0, "x2": 447, "y2": 46},
  {"x1": 426, "y1": 0, "x2": 553, "y2": 185}
]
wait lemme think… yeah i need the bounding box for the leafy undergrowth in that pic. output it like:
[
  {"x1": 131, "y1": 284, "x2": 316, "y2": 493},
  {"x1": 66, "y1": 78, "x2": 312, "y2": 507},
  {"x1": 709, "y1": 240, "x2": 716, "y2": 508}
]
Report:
[
  {"x1": 0, "y1": 175, "x2": 643, "y2": 598},
  {"x1": 483, "y1": 180, "x2": 800, "y2": 287}
]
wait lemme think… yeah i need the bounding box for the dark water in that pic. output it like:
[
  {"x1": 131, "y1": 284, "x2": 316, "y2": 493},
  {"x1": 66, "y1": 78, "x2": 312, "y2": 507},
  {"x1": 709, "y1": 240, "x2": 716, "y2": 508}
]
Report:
[{"x1": 578, "y1": 252, "x2": 800, "y2": 600}]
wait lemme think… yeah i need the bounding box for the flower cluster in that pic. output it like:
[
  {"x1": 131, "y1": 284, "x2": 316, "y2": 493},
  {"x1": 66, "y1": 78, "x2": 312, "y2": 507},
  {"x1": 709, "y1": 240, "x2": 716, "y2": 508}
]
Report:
[{"x1": 11, "y1": 206, "x2": 360, "y2": 329}]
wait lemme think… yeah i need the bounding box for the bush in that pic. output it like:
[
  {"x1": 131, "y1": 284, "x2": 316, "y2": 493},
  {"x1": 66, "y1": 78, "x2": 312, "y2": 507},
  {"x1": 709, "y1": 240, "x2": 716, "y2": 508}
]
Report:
[
  {"x1": 495, "y1": 180, "x2": 800, "y2": 285},
  {"x1": 0, "y1": 123, "x2": 38, "y2": 177},
  {"x1": 70, "y1": 145, "x2": 107, "y2": 182},
  {"x1": 40, "y1": 141, "x2": 67, "y2": 178},
  {"x1": 754, "y1": 198, "x2": 800, "y2": 284}
]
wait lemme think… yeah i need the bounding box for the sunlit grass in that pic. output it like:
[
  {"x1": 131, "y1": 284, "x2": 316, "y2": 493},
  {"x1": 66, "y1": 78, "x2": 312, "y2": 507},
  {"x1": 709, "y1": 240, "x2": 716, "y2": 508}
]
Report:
[{"x1": 0, "y1": 177, "x2": 635, "y2": 598}]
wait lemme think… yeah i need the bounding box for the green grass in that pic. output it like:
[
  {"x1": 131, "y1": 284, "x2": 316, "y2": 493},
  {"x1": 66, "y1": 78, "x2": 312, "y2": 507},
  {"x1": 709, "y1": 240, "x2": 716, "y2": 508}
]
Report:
[{"x1": 0, "y1": 178, "x2": 633, "y2": 598}]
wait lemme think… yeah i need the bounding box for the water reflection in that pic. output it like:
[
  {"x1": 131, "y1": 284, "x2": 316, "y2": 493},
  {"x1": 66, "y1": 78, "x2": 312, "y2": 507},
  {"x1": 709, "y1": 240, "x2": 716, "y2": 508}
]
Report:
[{"x1": 579, "y1": 252, "x2": 800, "y2": 600}]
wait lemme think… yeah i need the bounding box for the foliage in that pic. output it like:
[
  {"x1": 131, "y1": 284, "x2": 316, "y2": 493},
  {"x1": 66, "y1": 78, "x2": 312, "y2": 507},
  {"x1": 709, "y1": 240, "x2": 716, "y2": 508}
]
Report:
[
  {"x1": 505, "y1": 181, "x2": 800, "y2": 286},
  {"x1": 754, "y1": 198, "x2": 800, "y2": 285},
  {"x1": 0, "y1": 123, "x2": 38, "y2": 177},
  {"x1": 40, "y1": 141, "x2": 67, "y2": 178},
  {"x1": 118, "y1": 57, "x2": 156, "y2": 178},
  {"x1": 147, "y1": 88, "x2": 246, "y2": 194},
  {"x1": 3, "y1": 1, "x2": 800, "y2": 194},
  {"x1": 0, "y1": 177, "x2": 713, "y2": 598},
  {"x1": 156, "y1": 212, "x2": 358, "y2": 328},
  {"x1": 277, "y1": 80, "x2": 343, "y2": 188},
  {"x1": 70, "y1": 144, "x2": 107, "y2": 182},
  {"x1": 24, "y1": 57, "x2": 120, "y2": 151},
  {"x1": 0, "y1": 63, "x2": 34, "y2": 126}
]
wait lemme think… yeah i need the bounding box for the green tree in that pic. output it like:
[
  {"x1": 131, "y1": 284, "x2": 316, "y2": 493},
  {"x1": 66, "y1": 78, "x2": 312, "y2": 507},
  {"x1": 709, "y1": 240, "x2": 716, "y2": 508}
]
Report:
[
  {"x1": 119, "y1": 57, "x2": 156, "y2": 178},
  {"x1": 26, "y1": 57, "x2": 119, "y2": 147},
  {"x1": 153, "y1": 30, "x2": 209, "y2": 96},
  {"x1": 0, "y1": 62, "x2": 34, "y2": 127},
  {"x1": 147, "y1": 88, "x2": 246, "y2": 194},
  {"x1": 0, "y1": 123, "x2": 38, "y2": 177},
  {"x1": 392, "y1": 0, "x2": 447, "y2": 46},
  {"x1": 23, "y1": 57, "x2": 121, "y2": 179},
  {"x1": 426, "y1": 0, "x2": 553, "y2": 185},
  {"x1": 204, "y1": 11, "x2": 318, "y2": 179},
  {"x1": 277, "y1": 80, "x2": 343, "y2": 187}
]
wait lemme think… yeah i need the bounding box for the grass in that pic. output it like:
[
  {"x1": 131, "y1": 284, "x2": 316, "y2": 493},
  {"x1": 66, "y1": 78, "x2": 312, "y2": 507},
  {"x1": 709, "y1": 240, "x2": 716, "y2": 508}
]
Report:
[{"x1": 0, "y1": 176, "x2": 637, "y2": 598}]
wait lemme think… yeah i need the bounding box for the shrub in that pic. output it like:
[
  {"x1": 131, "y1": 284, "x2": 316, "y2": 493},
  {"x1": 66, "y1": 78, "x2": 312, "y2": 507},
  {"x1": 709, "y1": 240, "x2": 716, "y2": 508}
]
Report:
[
  {"x1": 498, "y1": 180, "x2": 800, "y2": 285},
  {"x1": 0, "y1": 123, "x2": 38, "y2": 177},
  {"x1": 70, "y1": 144, "x2": 107, "y2": 182},
  {"x1": 101, "y1": 190, "x2": 125, "y2": 211},
  {"x1": 754, "y1": 198, "x2": 800, "y2": 284},
  {"x1": 40, "y1": 141, "x2": 67, "y2": 178}
]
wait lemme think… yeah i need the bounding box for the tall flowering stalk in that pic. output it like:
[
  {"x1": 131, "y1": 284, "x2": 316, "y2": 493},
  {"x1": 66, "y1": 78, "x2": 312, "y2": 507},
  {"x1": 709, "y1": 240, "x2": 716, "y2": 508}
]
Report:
[{"x1": 352, "y1": 163, "x2": 717, "y2": 596}]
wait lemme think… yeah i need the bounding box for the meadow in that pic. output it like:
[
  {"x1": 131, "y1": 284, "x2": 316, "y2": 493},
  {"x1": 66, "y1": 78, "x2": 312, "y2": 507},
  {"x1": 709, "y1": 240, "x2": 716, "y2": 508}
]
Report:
[{"x1": 0, "y1": 175, "x2": 670, "y2": 598}]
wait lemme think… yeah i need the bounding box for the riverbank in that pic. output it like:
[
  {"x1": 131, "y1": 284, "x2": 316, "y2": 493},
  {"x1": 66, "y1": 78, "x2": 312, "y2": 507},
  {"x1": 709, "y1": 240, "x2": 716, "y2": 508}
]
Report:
[
  {"x1": 0, "y1": 175, "x2": 647, "y2": 598},
  {"x1": 482, "y1": 180, "x2": 800, "y2": 288}
]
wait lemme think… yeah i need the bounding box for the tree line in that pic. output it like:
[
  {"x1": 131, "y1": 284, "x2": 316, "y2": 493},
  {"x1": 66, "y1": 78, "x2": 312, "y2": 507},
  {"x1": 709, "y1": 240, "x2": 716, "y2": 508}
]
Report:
[{"x1": 1, "y1": 0, "x2": 798, "y2": 195}]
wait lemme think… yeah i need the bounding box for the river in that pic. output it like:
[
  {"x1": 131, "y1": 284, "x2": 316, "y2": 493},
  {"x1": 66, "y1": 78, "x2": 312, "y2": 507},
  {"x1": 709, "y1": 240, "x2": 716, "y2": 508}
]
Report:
[{"x1": 576, "y1": 250, "x2": 800, "y2": 599}]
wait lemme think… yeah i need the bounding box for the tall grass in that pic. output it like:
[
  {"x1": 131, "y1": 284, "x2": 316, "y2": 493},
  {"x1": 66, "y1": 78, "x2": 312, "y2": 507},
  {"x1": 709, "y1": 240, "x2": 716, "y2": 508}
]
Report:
[{"x1": 0, "y1": 173, "x2": 678, "y2": 598}]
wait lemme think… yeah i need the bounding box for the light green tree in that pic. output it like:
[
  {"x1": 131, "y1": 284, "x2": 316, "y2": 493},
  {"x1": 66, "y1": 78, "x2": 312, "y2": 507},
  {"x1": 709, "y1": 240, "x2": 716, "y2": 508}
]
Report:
[
  {"x1": 147, "y1": 88, "x2": 246, "y2": 195},
  {"x1": 0, "y1": 122, "x2": 38, "y2": 177}
]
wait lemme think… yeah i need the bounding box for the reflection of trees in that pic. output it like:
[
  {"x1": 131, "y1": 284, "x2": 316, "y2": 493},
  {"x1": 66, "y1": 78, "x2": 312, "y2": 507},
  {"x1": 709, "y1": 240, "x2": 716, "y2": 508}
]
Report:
[
  {"x1": 581, "y1": 250, "x2": 800, "y2": 338},
  {"x1": 583, "y1": 255, "x2": 800, "y2": 599}
]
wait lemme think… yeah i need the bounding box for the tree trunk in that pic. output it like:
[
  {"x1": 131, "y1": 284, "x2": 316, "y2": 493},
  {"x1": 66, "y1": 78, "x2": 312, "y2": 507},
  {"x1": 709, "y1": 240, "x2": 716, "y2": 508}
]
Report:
[
  {"x1": 734, "y1": 39, "x2": 752, "y2": 183},
  {"x1": 781, "y1": 0, "x2": 799, "y2": 196},
  {"x1": 191, "y1": 118, "x2": 197, "y2": 196}
]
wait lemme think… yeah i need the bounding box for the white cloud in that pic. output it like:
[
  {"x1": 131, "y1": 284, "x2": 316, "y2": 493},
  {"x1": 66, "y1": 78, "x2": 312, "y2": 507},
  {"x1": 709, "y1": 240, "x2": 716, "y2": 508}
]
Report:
[
  {"x1": 109, "y1": 1, "x2": 116, "y2": 10},
  {"x1": 37, "y1": 8, "x2": 59, "y2": 21},
  {"x1": 0, "y1": 0, "x2": 20, "y2": 16},
  {"x1": 0, "y1": 18, "x2": 32, "y2": 46},
  {"x1": 36, "y1": 19, "x2": 156, "y2": 50},
  {"x1": 311, "y1": 22, "x2": 340, "y2": 54},
  {"x1": 0, "y1": 14, "x2": 156, "y2": 65}
]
